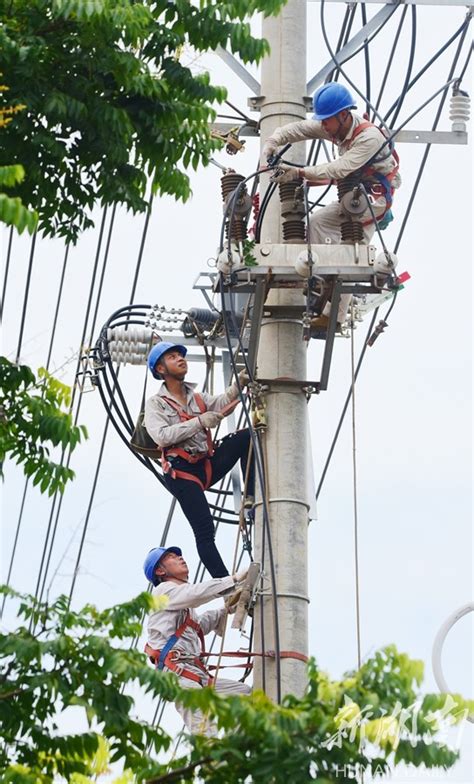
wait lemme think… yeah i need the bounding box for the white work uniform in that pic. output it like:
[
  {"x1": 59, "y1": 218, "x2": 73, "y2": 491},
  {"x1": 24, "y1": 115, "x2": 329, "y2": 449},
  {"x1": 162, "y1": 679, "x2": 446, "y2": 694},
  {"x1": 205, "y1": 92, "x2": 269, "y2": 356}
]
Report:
[
  {"x1": 148, "y1": 576, "x2": 251, "y2": 736},
  {"x1": 265, "y1": 114, "x2": 401, "y2": 321}
]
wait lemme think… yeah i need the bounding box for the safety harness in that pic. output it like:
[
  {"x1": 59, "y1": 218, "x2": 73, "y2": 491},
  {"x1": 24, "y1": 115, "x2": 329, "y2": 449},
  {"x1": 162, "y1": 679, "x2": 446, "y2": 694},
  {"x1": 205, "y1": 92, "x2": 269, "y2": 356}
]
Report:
[
  {"x1": 145, "y1": 608, "x2": 309, "y2": 687},
  {"x1": 145, "y1": 610, "x2": 213, "y2": 686},
  {"x1": 160, "y1": 393, "x2": 239, "y2": 491},
  {"x1": 160, "y1": 393, "x2": 214, "y2": 491},
  {"x1": 348, "y1": 121, "x2": 400, "y2": 226}
]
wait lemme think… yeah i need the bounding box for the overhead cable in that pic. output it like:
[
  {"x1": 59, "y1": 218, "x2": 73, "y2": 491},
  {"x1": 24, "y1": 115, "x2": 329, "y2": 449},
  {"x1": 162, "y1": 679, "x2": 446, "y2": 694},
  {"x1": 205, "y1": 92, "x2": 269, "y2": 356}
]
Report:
[
  {"x1": 15, "y1": 231, "x2": 37, "y2": 364},
  {"x1": 320, "y1": 0, "x2": 401, "y2": 132},
  {"x1": 219, "y1": 278, "x2": 282, "y2": 703},
  {"x1": 372, "y1": 5, "x2": 408, "y2": 119},
  {"x1": 0, "y1": 227, "x2": 13, "y2": 323},
  {"x1": 388, "y1": 6, "x2": 417, "y2": 129},
  {"x1": 383, "y1": 13, "x2": 472, "y2": 124},
  {"x1": 394, "y1": 21, "x2": 471, "y2": 253},
  {"x1": 0, "y1": 244, "x2": 70, "y2": 617},
  {"x1": 350, "y1": 308, "x2": 362, "y2": 669},
  {"x1": 67, "y1": 202, "x2": 153, "y2": 604},
  {"x1": 32, "y1": 208, "x2": 111, "y2": 612}
]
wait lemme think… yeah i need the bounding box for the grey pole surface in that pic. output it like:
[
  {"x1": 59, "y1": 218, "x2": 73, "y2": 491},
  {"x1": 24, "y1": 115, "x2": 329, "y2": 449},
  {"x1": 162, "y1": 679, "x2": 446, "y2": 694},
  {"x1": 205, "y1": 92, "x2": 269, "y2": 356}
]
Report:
[{"x1": 253, "y1": 0, "x2": 309, "y2": 700}]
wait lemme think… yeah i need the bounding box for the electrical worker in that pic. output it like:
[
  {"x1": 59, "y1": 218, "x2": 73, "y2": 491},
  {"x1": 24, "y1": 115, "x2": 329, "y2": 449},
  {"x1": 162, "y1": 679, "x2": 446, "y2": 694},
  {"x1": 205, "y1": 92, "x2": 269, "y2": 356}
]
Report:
[
  {"x1": 144, "y1": 341, "x2": 254, "y2": 579},
  {"x1": 144, "y1": 546, "x2": 251, "y2": 736},
  {"x1": 261, "y1": 82, "x2": 401, "y2": 331}
]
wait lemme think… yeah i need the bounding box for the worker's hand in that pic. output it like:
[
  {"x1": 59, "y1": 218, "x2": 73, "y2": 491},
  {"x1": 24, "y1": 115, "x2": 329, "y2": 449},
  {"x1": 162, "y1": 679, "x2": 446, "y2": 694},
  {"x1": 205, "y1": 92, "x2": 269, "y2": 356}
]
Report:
[
  {"x1": 232, "y1": 568, "x2": 248, "y2": 584},
  {"x1": 260, "y1": 139, "x2": 279, "y2": 168},
  {"x1": 238, "y1": 369, "x2": 250, "y2": 387},
  {"x1": 198, "y1": 411, "x2": 224, "y2": 429},
  {"x1": 270, "y1": 164, "x2": 303, "y2": 184},
  {"x1": 224, "y1": 589, "x2": 241, "y2": 614}
]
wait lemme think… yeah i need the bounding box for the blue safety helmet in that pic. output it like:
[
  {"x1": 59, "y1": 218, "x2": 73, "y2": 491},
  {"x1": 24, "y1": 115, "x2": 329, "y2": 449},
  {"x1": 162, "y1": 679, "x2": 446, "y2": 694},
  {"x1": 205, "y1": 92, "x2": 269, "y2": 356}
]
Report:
[
  {"x1": 312, "y1": 82, "x2": 356, "y2": 120},
  {"x1": 147, "y1": 342, "x2": 187, "y2": 380},
  {"x1": 143, "y1": 546, "x2": 182, "y2": 585}
]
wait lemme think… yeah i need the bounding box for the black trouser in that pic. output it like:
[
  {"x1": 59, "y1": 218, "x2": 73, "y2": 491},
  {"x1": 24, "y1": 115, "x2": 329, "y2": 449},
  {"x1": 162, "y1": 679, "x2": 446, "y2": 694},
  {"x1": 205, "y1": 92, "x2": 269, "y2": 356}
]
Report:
[{"x1": 164, "y1": 429, "x2": 255, "y2": 578}]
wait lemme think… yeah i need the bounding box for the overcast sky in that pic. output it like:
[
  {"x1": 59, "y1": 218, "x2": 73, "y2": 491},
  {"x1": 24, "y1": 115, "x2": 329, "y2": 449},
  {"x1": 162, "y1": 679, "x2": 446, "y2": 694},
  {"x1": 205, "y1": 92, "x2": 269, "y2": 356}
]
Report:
[{"x1": 1, "y1": 3, "x2": 472, "y2": 781}]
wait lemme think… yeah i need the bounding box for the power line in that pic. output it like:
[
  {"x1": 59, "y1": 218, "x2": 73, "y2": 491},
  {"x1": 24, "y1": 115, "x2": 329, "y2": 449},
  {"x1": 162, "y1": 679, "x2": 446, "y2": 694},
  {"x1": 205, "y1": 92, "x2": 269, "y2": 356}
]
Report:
[
  {"x1": 388, "y1": 5, "x2": 417, "y2": 129},
  {"x1": 394, "y1": 21, "x2": 471, "y2": 252},
  {"x1": 383, "y1": 13, "x2": 471, "y2": 124},
  {"x1": 320, "y1": 0, "x2": 401, "y2": 132},
  {"x1": 219, "y1": 279, "x2": 282, "y2": 703},
  {"x1": 15, "y1": 231, "x2": 37, "y2": 364},
  {"x1": 372, "y1": 5, "x2": 408, "y2": 119},
  {"x1": 315, "y1": 310, "x2": 378, "y2": 500},
  {"x1": 350, "y1": 310, "x2": 362, "y2": 670},
  {"x1": 0, "y1": 227, "x2": 14, "y2": 323},
  {"x1": 31, "y1": 209, "x2": 110, "y2": 612},
  {"x1": 67, "y1": 202, "x2": 154, "y2": 603},
  {"x1": 360, "y1": 3, "x2": 372, "y2": 116},
  {"x1": 1, "y1": 243, "x2": 71, "y2": 617},
  {"x1": 314, "y1": 17, "x2": 471, "y2": 502}
]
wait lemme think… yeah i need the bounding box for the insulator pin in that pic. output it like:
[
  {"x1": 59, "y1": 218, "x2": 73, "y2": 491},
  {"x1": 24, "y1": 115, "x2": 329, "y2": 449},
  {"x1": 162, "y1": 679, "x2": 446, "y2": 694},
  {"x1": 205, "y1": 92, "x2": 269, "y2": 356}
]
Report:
[
  {"x1": 450, "y1": 90, "x2": 470, "y2": 132},
  {"x1": 221, "y1": 172, "x2": 251, "y2": 242},
  {"x1": 279, "y1": 180, "x2": 306, "y2": 243},
  {"x1": 187, "y1": 308, "x2": 219, "y2": 328},
  {"x1": 107, "y1": 326, "x2": 154, "y2": 343}
]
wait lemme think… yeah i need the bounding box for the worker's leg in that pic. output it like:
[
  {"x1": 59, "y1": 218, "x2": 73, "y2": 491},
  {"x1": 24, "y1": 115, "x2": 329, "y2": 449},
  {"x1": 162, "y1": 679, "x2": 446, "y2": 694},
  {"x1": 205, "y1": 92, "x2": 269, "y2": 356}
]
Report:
[
  {"x1": 308, "y1": 196, "x2": 385, "y2": 244},
  {"x1": 214, "y1": 677, "x2": 252, "y2": 697},
  {"x1": 175, "y1": 678, "x2": 251, "y2": 737},
  {"x1": 308, "y1": 201, "x2": 343, "y2": 244},
  {"x1": 164, "y1": 470, "x2": 229, "y2": 577},
  {"x1": 310, "y1": 198, "x2": 385, "y2": 323},
  {"x1": 174, "y1": 678, "x2": 218, "y2": 738},
  {"x1": 361, "y1": 193, "x2": 385, "y2": 244},
  {"x1": 309, "y1": 203, "x2": 351, "y2": 322},
  {"x1": 209, "y1": 429, "x2": 255, "y2": 497}
]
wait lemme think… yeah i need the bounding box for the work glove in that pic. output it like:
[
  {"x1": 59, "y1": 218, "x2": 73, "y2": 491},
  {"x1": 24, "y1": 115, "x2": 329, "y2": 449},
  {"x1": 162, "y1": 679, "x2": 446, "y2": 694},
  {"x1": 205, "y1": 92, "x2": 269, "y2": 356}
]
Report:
[
  {"x1": 238, "y1": 369, "x2": 250, "y2": 387},
  {"x1": 224, "y1": 588, "x2": 242, "y2": 614},
  {"x1": 232, "y1": 568, "x2": 249, "y2": 584},
  {"x1": 260, "y1": 139, "x2": 279, "y2": 168},
  {"x1": 227, "y1": 369, "x2": 250, "y2": 401},
  {"x1": 270, "y1": 163, "x2": 303, "y2": 184},
  {"x1": 198, "y1": 411, "x2": 224, "y2": 429}
]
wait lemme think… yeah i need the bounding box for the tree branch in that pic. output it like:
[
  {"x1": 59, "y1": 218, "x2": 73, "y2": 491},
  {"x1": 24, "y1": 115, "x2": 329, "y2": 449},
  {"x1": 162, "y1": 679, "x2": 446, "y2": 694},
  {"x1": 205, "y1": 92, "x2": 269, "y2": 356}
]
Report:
[{"x1": 146, "y1": 756, "x2": 213, "y2": 783}]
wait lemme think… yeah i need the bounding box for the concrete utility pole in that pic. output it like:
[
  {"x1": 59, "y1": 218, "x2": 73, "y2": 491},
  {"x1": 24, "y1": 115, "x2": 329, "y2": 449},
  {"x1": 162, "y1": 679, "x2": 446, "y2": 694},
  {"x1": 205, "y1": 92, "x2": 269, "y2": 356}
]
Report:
[{"x1": 253, "y1": 0, "x2": 310, "y2": 701}]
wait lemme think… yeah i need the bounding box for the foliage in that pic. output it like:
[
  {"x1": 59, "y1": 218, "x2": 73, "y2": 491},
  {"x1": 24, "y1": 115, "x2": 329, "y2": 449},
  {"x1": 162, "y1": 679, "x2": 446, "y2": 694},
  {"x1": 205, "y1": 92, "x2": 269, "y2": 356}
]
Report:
[
  {"x1": 150, "y1": 645, "x2": 473, "y2": 782},
  {"x1": 0, "y1": 587, "x2": 174, "y2": 783},
  {"x1": 0, "y1": 0, "x2": 284, "y2": 243},
  {"x1": 241, "y1": 238, "x2": 257, "y2": 267},
  {"x1": 0, "y1": 357, "x2": 88, "y2": 494},
  {"x1": 1, "y1": 587, "x2": 472, "y2": 783},
  {"x1": 0, "y1": 80, "x2": 38, "y2": 234},
  {"x1": 0, "y1": 163, "x2": 38, "y2": 234}
]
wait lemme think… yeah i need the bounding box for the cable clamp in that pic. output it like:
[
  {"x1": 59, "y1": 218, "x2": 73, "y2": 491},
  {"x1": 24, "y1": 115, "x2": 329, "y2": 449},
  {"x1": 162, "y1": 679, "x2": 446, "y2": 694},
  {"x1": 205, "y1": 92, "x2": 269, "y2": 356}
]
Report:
[{"x1": 367, "y1": 319, "x2": 388, "y2": 347}]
